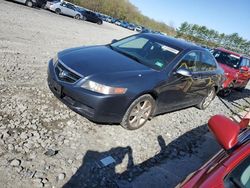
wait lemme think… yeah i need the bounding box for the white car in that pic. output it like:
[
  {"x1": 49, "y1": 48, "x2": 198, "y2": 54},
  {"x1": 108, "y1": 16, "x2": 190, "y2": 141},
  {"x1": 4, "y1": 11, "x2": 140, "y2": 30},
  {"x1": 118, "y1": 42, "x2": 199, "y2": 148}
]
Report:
[
  {"x1": 11, "y1": 0, "x2": 36, "y2": 7},
  {"x1": 44, "y1": 0, "x2": 60, "y2": 10},
  {"x1": 49, "y1": 2, "x2": 82, "y2": 19},
  {"x1": 115, "y1": 20, "x2": 121, "y2": 26}
]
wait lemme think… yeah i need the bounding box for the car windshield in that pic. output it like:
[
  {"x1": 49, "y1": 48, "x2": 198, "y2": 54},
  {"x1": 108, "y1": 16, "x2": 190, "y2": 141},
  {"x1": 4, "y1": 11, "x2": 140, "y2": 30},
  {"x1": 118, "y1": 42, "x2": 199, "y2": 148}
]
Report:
[
  {"x1": 212, "y1": 50, "x2": 241, "y2": 69},
  {"x1": 110, "y1": 35, "x2": 181, "y2": 70}
]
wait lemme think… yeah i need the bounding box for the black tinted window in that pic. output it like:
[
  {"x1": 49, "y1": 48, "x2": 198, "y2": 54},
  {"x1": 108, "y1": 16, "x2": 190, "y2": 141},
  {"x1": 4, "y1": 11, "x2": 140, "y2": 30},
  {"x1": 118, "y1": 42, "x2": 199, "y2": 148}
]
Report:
[
  {"x1": 199, "y1": 51, "x2": 217, "y2": 71},
  {"x1": 212, "y1": 50, "x2": 240, "y2": 69},
  {"x1": 177, "y1": 51, "x2": 200, "y2": 72},
  {"x1": 224, "y1": 155, "x2": 250, "y2": 188}
]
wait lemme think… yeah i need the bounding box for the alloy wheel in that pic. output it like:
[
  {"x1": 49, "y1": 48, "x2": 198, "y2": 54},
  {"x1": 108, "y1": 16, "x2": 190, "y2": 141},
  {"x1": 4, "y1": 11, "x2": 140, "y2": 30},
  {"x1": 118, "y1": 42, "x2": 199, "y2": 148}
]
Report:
[
  {"x1": 203, "y1": 89, "x2": 215, "y2": 108},
  {"x1": 128, "y1": 100, "x2": 152, "y2": 129},
  {"x1": 26, "y1": 1, "x2": 33, "y2": 7}
]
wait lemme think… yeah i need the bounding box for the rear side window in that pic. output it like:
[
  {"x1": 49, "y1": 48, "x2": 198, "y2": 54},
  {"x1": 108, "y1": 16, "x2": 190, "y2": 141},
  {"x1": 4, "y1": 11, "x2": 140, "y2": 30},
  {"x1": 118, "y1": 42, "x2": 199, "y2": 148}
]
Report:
[
  {"x1": 199, "y1": 51, "x2": 217, "y2": 71},
  {"x1": 177, "y1": 51, "x2": 200, "y2": 72},
  {"x1": 241, "y1": 58, "x2": 250, "y2": 67}
]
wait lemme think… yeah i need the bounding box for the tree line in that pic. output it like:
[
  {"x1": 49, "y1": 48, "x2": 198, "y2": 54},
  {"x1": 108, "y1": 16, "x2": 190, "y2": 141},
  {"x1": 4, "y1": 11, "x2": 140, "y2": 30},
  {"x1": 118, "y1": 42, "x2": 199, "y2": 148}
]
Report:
[
  {"x1": 176, "y1": 22, "x2": 250, "y2": 55},
  {"x1": 67, "y1": 0, "x2": 175, "y2": 35}
]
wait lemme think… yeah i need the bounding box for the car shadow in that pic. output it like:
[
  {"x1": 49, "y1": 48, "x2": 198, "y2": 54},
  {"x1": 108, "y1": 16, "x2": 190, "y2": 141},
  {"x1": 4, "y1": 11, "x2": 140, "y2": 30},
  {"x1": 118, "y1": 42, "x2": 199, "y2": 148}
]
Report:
[
  {"x1": 63, "y1": 124, "x2": 220, "y2": 188},
  {"x1": 217, "y1": 88, "x2": 250, "y2": 120},
  {"x1": 220, "y1": 88, "x2": 250, "y2": 103}
]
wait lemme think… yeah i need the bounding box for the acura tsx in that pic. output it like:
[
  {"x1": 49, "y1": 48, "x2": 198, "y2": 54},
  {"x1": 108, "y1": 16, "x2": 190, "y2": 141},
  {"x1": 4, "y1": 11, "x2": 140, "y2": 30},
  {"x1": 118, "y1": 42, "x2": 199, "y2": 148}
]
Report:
[{"x1": 47, "y1": 33, "x2": 224, "y2": 130}]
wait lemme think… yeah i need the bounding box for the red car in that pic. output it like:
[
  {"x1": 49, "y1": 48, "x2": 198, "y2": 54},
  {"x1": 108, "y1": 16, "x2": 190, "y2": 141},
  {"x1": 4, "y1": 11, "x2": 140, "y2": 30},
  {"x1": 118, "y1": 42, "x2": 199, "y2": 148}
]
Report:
[
  {"x1": 179, "y1": 112, "x2": 250, "y2": 188},
  {"x1": 212, "y1": 48, "x2": 250, "y2": 96}
]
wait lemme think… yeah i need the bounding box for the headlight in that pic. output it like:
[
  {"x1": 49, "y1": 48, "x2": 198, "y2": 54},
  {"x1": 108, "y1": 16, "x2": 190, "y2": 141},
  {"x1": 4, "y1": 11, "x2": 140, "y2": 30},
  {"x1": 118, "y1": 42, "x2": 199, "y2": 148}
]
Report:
[
  {"x1": 81, "y1": 80, "x2": 127, "y2": 95},
  {"x1": 52, "y1": 54, "x2": 58, "y2": 64}
]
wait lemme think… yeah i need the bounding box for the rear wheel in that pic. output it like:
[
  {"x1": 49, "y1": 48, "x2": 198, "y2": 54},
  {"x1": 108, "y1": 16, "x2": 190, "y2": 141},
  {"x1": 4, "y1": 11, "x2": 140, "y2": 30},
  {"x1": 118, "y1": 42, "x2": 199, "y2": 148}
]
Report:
[
  {"x1": 82, "y1": 16, "x2": 87, "y2": 21},
  {"x1": 121, "y1": 94, "x2": 155, "y2": 130},
  {"x1": 55, "y1": 8, "x2": 61, "y2": 15},
  {"x1": 218, "y1": 83, "x2": 234, "y2": 97},
  {"x1": 25, "y1": 0, "x2": 33, "y2": 7},
  {"x1": 97, "y1": 20, "x2": 102, "y2": 25},
  {"x1": 197, "y1": 87, "x2": 216, "y2": 110},
  {"x1": 74, "y1": 14, "x2": 80, "y2": 20}
]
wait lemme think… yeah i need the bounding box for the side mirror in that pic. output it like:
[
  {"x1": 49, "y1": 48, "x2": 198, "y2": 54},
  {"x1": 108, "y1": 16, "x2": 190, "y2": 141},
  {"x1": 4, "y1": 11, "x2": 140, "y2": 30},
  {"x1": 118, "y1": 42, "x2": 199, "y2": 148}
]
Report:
[
  {"x1": 175, "y1": 68, "x2": 192, "y2": 77},
  {"x1": 240, "y1": 66, "x2": 249, "y2": 72},
  {"x1": 111, "y1": 39, "x2": 118, "y2": 44}
]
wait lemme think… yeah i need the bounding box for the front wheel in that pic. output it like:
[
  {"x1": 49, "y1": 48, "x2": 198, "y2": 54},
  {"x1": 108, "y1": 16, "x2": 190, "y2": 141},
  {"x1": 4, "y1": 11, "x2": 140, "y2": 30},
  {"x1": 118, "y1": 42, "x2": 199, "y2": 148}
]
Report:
[
  {"x1": 196, "y1": 87, "x2": 216, "y2": 110},
  {"x1": 121, "y1": 94, "x2": 155, "y2": 130},
  {"x1": 82, "y1": 16, "x2": 87, "y2": 21},
  {"x1": 55, "y1": 8, "x2": 61, "y2": 15},
  {"x1": 25, "y1": 0, "x2": 33, "y2": 7}
]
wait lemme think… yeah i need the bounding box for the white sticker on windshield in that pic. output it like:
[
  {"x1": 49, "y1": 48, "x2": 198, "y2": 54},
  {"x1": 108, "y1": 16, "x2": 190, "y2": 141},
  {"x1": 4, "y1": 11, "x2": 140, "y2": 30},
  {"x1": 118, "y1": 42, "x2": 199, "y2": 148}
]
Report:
[
  {"x1": 230, "y1": 54, "x2": 240, "y2": 59},
  {"x1": 161, "y1": 45, "x2": 179, "y2": 54}
]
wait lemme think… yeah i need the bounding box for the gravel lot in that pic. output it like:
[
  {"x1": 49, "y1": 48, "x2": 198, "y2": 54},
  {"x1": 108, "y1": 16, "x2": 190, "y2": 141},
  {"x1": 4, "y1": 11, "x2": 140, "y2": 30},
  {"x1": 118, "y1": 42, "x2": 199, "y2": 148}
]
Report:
[{"x1": 0, "y1": 1, "x2": 250, "y2": 187}]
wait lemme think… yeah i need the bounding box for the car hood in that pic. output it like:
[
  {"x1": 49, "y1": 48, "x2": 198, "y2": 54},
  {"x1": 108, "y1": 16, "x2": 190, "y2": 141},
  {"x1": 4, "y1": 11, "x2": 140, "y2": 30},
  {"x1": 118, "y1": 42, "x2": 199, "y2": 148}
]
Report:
[{"x1": 58, "y1": 45, "x2": 150, "y2": 78}]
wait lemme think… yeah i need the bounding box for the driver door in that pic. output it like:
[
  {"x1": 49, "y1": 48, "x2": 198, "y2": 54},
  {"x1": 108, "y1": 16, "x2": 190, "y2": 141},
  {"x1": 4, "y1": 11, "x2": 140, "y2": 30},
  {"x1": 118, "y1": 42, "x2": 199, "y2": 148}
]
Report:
[{"x1": 157, "y1": 51, "x2": 207, "y2": 113}]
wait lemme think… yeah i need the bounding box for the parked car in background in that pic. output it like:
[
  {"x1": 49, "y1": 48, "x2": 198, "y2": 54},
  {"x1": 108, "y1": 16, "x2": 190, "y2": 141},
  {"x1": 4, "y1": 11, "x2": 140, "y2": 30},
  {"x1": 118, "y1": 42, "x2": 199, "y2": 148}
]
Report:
[
  {"x1": 10, "y1": 0, "x2": 40, "y2": 7},
  {"x1": 76, "y1": 8, "x2": 103, "y2": 25},
  {"x1": 179, "y1": 112, "x2": 250, "y2": 188},
  {"x1": 120, "y1": 21, "x2": 129, "y2": 28},
  {"x1": 44, "y1": 0, "x2": 59, "y2": 9},
  {"x1": 106, "y1": 16, "x2": 113, "y2": 22},
  {"x1": 127, "y1": 23, "x2": 136, "y2": 31},
  {"x1": 211, "y1": 48, "x2": 250, "y2": 96},
  {"x1": 135, "y1": 26, "x2": 142, "y2": 32},
  {"x1": 115, "y1": 20, "x2": 122, "y2": 26},
  {"x1": 49, "y1": 1, "x2": 82, "y2": 20},
  {"x1": 47, "y1": 33, "x2": 224, "y2": 130}
]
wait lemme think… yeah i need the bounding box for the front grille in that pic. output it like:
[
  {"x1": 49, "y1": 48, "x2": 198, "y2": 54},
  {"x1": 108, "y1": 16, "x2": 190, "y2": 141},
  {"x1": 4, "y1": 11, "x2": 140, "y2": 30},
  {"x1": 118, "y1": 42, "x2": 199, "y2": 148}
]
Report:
[{"x1": 55, "y1": 61, "x2": 82, "y2": 83}]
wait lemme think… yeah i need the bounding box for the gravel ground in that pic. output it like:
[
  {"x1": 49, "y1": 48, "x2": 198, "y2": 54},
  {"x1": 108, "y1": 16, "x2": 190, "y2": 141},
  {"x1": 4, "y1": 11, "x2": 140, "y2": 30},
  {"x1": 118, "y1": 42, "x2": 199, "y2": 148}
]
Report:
[{"x1": 0, "y1": 1, "x2": 250, "y2": 188}]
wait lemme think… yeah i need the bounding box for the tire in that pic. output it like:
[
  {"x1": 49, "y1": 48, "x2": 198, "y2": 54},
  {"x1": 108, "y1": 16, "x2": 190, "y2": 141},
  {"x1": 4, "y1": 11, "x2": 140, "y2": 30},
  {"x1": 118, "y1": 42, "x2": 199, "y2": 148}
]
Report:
[
  {"x1": 74, "y1": 14, "x2": 80, "y2": 20},
  {"x1": 82, "y1": 16, "x2": 87, "y2": 21},
  {"x1": 121, "y1": 94, "x2": 155, "y2": 130},
  {"x1": 196, "y1": 87, "x2": 216, "y2": 110},
  {"x1": 218, "y1": 88, "x2": 232, "y2": 97},
  {"x1": 97, "y1": 20, "x2": 102, "y2": 25},
  {"x1": 218, "y1": 82, "x2": 234, "y2": 97},
  {"x1": 25, "y1": 0, "x2": 33, "y2": 7},
  {"x1": 55, "y1": 8, "x2": 61, "y2": 15}
]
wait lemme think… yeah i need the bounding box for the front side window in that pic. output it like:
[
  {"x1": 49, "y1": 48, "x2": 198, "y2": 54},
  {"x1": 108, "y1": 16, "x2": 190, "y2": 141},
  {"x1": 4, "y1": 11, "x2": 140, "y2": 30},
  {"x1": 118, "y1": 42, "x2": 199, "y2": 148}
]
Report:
[
  {"x1": 224, "y1": 155, "x2": 250, "y2": 188},
  {"x1": 110, "y1": 35, "x2": 182, "y2": 70}
]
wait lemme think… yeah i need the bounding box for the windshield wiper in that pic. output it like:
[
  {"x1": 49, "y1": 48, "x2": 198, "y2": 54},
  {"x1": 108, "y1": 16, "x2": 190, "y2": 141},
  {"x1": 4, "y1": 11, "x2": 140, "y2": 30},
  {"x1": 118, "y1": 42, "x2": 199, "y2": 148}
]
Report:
[{"x1": 112, "y1": 47, "x2": 142, "y2": 64}]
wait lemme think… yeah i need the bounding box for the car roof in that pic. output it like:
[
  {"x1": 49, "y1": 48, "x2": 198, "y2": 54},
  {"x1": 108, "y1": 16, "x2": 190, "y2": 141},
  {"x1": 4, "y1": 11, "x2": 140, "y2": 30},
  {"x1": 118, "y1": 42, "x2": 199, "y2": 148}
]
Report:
[
  {"x1": 215, "y1": 47, "x2": 242, "y2": 57},
  {"x1": 141, "y1": 33, "x2": 204, "y2": 51}
]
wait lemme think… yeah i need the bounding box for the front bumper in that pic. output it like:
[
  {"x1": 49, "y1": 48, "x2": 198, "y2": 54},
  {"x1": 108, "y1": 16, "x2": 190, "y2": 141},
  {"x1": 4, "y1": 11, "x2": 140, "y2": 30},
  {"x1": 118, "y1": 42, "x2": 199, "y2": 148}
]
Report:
[{"x1": 47, "y1": 59, "x2": 131, "y2": 124}]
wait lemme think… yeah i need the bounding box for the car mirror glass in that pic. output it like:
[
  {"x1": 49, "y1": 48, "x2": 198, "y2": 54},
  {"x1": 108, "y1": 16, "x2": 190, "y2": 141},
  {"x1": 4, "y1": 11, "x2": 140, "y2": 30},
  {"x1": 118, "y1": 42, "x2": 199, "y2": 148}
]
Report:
[{"x1": 176, "y1": 68, "x2": 192, "y2": 77}]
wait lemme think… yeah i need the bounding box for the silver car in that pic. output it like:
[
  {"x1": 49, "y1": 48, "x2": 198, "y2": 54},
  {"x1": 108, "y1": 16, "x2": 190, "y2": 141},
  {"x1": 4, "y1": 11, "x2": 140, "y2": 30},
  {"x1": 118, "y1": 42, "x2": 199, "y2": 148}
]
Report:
[
  {"x1": 49, "y1": 1, "x2": 82, "y2": 19},
  {"x1": 10, "y1": 0, "x2": 36, "y2": 7}
]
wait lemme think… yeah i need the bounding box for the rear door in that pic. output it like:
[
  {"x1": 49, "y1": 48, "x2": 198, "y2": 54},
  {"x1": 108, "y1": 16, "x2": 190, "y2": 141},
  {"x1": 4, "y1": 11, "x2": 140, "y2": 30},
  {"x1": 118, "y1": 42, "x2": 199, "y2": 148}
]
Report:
[{"x1": 65, "y1": 4, "x2": 76, "y2": 17}]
